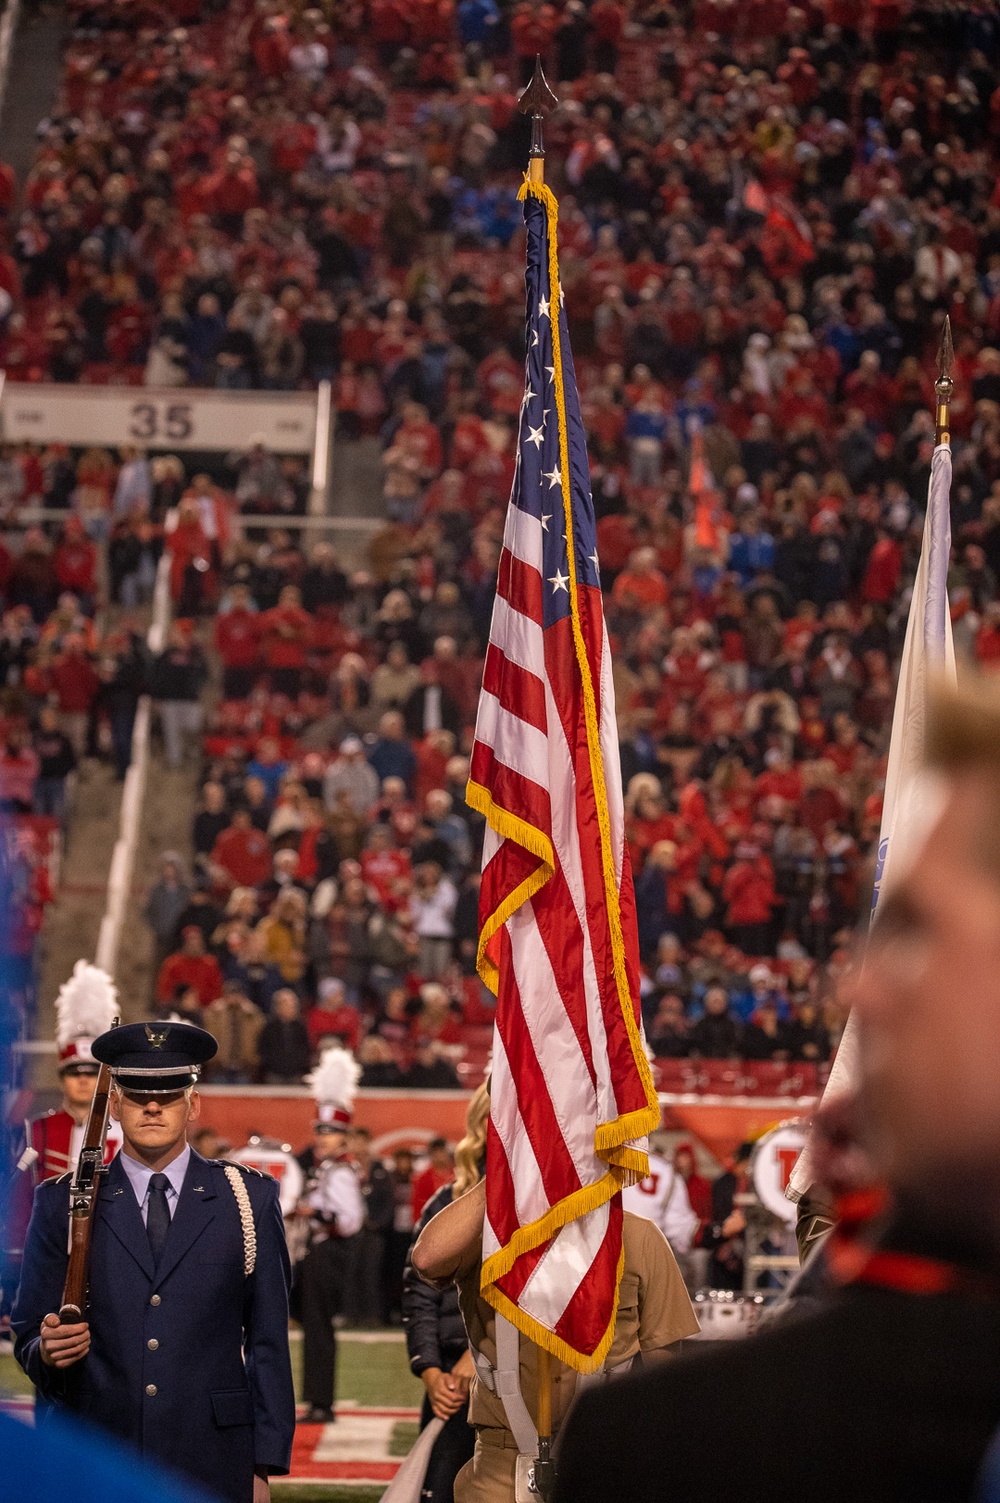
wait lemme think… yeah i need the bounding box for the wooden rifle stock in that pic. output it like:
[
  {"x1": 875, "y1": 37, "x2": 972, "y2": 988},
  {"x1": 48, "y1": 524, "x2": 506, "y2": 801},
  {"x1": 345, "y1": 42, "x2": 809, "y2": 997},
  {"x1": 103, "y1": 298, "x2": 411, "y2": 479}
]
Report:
[{"x1": 59, "y1": 1022, "x2": 118, "y2": 1323}]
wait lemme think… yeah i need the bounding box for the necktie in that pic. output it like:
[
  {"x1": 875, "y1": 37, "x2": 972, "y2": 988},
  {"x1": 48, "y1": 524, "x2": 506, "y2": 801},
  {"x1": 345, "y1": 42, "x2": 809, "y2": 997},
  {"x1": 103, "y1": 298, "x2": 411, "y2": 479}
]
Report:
[{"x1": 146, "y1": 1173, "x2": 172, "y2": 1267}]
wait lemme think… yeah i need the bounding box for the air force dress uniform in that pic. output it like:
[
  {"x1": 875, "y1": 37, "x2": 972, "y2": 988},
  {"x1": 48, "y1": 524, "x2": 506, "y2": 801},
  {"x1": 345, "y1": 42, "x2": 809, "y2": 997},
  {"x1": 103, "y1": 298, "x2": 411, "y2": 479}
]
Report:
[{"x1": 12, "y1": 1022, "x2": 296, "y2": 1503}]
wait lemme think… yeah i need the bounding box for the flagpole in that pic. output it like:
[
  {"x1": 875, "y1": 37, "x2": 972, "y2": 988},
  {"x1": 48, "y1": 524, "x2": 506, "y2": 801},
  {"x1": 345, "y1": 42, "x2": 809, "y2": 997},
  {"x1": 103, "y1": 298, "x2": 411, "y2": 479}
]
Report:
[
  {"x1": 516, "y1": 53, "x2": 559, "y2": 1503},
  {"x1": 789, "y1": 314, "x2": 958, "y2": 1218},
  {"x1": 519, "y1": 53, "x2": 557, "y2": 187},
  {"x1": 935, "y1": 314, "x2": 953, "y2": 447}
]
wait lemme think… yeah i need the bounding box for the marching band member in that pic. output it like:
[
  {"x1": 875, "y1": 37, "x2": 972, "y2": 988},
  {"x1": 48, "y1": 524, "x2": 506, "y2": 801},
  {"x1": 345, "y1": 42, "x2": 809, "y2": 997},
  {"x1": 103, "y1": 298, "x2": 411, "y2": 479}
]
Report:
[
  {"x1": 295, "y1": 1046, "x2": 364, "y2": 1425},
  {"x1": 25, "y1": 962, "x2": 124, "y2": 1181}
]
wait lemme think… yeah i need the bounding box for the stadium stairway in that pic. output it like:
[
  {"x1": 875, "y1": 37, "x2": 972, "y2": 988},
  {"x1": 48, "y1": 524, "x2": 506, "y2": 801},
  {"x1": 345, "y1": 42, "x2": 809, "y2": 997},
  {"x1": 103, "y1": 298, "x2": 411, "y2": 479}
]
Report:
[
  {"x1": 0, "y1": 0, "x2": 65, "y2": 190},
  {"x1": 331, "y1": 435, "x2": 384, "y2": 555},
  {"x1": 34, "y1": 751, "x2": 198, "y2": 1092}
]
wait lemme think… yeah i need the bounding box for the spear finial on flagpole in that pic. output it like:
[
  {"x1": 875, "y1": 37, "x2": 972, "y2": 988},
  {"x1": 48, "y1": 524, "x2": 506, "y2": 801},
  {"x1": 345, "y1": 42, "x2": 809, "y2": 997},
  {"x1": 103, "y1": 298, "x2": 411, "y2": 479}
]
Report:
[
  {"x1": 517, "y1": 54, "x2": 558, "y2": 186},
  {"x1": 935, "y1": 314, "x2": 954, "y2": 447}
]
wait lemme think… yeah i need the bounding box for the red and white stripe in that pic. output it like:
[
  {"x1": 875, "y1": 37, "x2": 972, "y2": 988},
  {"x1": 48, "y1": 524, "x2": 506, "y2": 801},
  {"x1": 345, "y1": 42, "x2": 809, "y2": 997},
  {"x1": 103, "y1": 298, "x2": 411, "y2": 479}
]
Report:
[{"x1": 470, "y1": 493, "x2": 655, "y2": 1367}]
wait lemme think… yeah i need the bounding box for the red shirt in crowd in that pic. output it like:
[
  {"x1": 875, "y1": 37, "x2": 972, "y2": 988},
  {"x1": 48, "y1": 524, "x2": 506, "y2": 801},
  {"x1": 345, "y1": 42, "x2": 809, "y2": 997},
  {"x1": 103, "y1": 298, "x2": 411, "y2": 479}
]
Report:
[
  {"x1": 157, "y1": 950, "x2": 223, "y2": 1007},
  {"x1": 975, "y1": 621, "x2": 1000, "y2": 666},
  {"x1": 411, "y1": 1163, "x2": 454, "y2": 1219},
  {"x1": 211, "y1": 823, "x2": 273, "y2": 887},
  {"x1": 0, "y1": 746, "x2": 39, "y2": 806},
  {"x1": 200, "y1": 163, "x2": 259, "y2": 218},
  {"x1": 261, "y1": 605, "x2": 311, "y2": 669},
  {"x1": 755, "y1": 764, "x2": 803, "y2": 805},
  {"x1": 862, "y1": 536, "x2": 903, "y2": 604},
  {"x1": 361, "y1": 846, "x2": 412, "y2": 905},
  {"x1": 54, "y1": 534, "x2": 97, "y2": 596},
  {"x1": 722, "y1": 854, "x2": 776, "y2": 927},
  {"x1": 306, "y1": 1002, "x2": 361, "y2": 1053},
  {"x1": 50, "y1": 650, "x2": 100, "y2": 713},
  {"x1": 215, "y1": 608, "x2": 262, "y2": 668}
]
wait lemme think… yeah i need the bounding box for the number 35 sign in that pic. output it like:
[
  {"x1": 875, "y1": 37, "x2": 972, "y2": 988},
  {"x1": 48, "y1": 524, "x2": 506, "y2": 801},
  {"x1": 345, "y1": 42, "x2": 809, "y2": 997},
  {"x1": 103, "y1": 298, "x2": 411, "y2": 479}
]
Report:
[{"x1": 0, "y1": 382, "x2": 319, "y2": 455}]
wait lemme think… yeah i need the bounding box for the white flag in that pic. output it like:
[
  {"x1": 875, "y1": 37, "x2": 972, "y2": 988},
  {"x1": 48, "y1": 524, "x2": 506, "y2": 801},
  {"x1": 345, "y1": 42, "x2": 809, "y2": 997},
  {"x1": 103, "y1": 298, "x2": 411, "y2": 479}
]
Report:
[{"x1": 789, "y1": 442, "x2": 956, "y2": 1200}]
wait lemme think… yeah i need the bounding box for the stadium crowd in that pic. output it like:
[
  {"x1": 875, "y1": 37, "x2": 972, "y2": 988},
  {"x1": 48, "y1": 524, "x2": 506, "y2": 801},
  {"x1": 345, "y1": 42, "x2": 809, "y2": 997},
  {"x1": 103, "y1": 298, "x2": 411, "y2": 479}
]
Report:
[{"x1": 1, "y1": 0, "x2": 1000, "y2": 1077}]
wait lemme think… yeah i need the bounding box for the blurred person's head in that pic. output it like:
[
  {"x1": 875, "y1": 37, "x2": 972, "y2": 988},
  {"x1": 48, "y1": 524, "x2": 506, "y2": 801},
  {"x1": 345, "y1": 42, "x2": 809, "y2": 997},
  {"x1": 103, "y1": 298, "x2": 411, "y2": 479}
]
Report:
[
  {"x1": 348, "y1": 1124, "x2": 373, "y2": 1166},
  {"x1": 190, "y1": 1125, "x2": 227, "y2": 1158},
  {"x1": 704, "y1": 986, "x2": 730, "y2": 1017},
  {"x1": 180, "y1": 926, "x2": 205, "y2": 957},
  {"x1": 272, "y1": 989, "x2": 300, "y2": 1022},
  {"x1": 852, "y1": 677, "x2": 1000, "y2": 1251},
  {"x1": 379, "y1": 711, "x2": 406, "y2": 742},
  {"x1": 426, "y1": 1135, "x2": 452, "y2": 1172},
  {"x1": 202, "y1": 782, "x2": 226, "y2": 814}
]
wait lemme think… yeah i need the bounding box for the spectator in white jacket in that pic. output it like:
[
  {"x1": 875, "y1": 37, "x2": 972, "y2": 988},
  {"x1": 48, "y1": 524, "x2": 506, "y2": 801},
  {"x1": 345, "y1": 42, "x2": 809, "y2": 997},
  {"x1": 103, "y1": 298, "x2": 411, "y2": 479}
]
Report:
[
  {"x1": 323, "y1": 735, "x2": 379, "y2": 816},
  {"x1": 409, "y1": 860, "x2": 458, "y2": 979},
  {"x1": 623, "y1": 1146, "x2": 700, "y2": 1258}
]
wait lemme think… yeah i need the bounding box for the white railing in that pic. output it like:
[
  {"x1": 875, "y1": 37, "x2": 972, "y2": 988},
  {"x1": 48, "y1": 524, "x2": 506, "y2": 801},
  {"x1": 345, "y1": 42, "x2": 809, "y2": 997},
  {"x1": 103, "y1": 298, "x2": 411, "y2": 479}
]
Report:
[
  {"x1": 0, "y1": 0, "x2": 20, "y2": 132},
  {"x1": 309, "y1": 378, "x2": 333, "y2": 514},
  {"x1": 94, "y1": 551, "x2": 171, "y2": 975}
]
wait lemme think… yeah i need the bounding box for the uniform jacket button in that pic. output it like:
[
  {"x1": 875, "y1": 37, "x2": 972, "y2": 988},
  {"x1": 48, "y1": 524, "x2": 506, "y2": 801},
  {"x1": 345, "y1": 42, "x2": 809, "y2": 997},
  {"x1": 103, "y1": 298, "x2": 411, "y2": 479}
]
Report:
[
  {"x1": 150, "y1": 1295, "x2": 161, "y2": 1306},
  {"x1": 148, "y1": 1338, "x2": 159, "y2": 1351},
  {"x1": 145, "y1": 1384, "x2": 157, "y2": 1397}
]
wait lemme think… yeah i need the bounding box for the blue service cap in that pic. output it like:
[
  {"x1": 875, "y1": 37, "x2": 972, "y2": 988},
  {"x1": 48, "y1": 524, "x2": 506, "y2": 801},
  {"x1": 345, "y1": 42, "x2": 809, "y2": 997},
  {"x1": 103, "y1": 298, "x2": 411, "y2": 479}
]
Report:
[{"x1": 92, "y1": 1021, "x2": 218, "y2": 1094}]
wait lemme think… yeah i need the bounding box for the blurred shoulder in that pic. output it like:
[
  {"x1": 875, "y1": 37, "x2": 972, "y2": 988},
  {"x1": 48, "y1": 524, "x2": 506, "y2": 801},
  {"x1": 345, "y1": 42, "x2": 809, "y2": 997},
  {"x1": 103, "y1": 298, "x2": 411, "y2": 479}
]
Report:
[
  {"x1": 32, "y1": 1173, "x2": 72, "y2": 1216},
  {"x1": 37, "y1": 1171, "x2": 72, "y2": 1195},
  {"x1": 622, "y1": 1207, "x2": 668, "y2": 1253},
  {"x1": 418, "y1": 1182, "x2": 455, "y2": 1228}
]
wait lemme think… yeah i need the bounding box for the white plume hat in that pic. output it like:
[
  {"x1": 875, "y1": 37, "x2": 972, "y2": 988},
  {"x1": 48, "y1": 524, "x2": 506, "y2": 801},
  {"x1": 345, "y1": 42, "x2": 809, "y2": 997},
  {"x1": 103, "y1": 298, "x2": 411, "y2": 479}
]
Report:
[
  {"x1": 306, "y1": 1045, "x2": 361, "y2": 1127},
  {"x1": 55, "y1": 960, "x2": 118, "y2": 1071}
]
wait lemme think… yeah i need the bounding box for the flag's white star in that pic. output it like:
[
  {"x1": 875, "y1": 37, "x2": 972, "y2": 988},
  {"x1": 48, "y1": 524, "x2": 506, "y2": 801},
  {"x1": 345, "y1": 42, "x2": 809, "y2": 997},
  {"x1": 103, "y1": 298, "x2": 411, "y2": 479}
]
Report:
[
  {"x1": 541, "y1": 514, "x2": 551, "y2": 532},
  {"x1": 590, "y1": 551, "x2": 601, "y2": 572},
  {"x1": 545, "y1": 365, "x2": 556, "y2": 383},
  {"x1": 522, "y1": 385, "x2": 536, "y2": 408},
  {"x1": 531, "y1": 329, "x2": 539, "y2": 347},
  {"x1": 525, "y1": 425, "x2": 545, "y2": 450},
  {"x1": 539, "y1": 294, "x2": 550, "y2": 319},
  {"x1": 559, "y1": 286, "x2": 565, "y2": 307},
  {"x1": 549, "y1": 569, "x2": 570, "y2": 593},
  {"x1": 544, "y1": 465, "x2": 562, "y2": 489}
]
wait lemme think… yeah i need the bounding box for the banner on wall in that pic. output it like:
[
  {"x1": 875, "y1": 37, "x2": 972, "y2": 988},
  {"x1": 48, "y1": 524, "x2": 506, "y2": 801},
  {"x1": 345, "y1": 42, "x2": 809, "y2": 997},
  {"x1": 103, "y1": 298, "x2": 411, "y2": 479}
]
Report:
[
  {"x1": 195, "y1": 1088, "x2": 820, "y2": 1169},
  {"x1": 0, "y1": 382, "x2": 318, "y2": 455}
]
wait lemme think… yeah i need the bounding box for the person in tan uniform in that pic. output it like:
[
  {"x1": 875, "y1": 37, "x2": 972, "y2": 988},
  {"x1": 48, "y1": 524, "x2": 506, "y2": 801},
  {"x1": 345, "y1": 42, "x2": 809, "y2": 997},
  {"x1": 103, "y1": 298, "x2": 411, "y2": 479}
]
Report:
[{"x1": 413, "y1": 1177, "x2": 699, "y2": 1502}]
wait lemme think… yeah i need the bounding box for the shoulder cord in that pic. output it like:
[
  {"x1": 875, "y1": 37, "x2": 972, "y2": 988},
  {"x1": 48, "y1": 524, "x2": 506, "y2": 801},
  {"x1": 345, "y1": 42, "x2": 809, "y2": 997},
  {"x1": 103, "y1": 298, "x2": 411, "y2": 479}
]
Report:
[{"x1": 223, "y1": 1164, "x2": 257, "y2": 1276}]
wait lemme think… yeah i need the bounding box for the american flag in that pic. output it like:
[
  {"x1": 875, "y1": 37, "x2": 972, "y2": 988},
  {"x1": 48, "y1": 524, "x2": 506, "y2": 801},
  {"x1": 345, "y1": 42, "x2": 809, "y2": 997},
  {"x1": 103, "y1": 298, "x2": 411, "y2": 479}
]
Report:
[{"x1": 467, "y1": 183, "x2": 660, "y2": 1372}]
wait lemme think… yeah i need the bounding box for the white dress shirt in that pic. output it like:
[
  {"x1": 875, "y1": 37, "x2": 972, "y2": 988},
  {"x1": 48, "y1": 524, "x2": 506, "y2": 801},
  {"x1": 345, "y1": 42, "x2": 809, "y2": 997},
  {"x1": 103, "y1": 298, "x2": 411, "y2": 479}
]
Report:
[
  {"x1": 308, "y1": 1158, "x2": 364, "y2": 1237},
  {"x1": 119, "y1": 1144, "x2": 191, "y2": 1226}
]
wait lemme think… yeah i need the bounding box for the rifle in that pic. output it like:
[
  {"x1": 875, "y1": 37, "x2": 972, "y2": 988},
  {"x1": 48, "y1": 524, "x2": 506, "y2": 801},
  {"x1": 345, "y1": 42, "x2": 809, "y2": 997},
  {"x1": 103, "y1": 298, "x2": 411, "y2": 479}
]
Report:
[{"x1": 59, "y1": 1020, "x2": 118, "y2": 1323}]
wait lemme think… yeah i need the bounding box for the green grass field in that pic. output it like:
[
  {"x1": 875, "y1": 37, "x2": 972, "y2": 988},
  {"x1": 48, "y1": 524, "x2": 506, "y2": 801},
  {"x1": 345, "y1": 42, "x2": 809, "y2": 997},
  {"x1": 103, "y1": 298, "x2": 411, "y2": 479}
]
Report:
[
  {"x1": 288, "y1": 1331, "x2": 423, "y2": 1410},
  {"x1": 2, "y1": 1333, "x2": 425, "y2": 1500}
]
